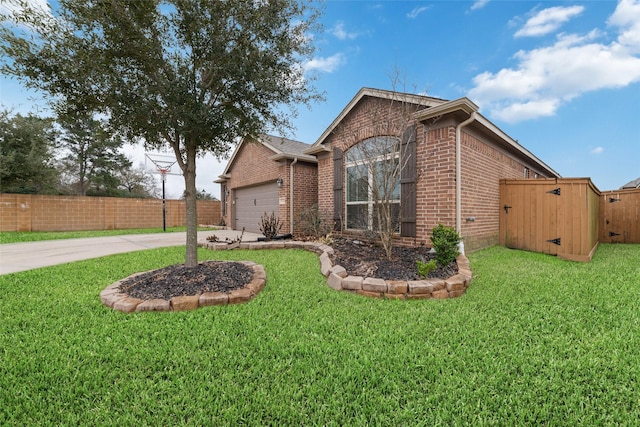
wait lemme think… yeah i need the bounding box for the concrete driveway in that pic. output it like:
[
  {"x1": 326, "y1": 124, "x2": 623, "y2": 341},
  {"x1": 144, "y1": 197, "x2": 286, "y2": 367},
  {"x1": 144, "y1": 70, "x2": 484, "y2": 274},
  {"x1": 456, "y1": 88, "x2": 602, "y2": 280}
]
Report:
[{"x1": 0, "y1": 229, "x2": 261, "y2": 275}]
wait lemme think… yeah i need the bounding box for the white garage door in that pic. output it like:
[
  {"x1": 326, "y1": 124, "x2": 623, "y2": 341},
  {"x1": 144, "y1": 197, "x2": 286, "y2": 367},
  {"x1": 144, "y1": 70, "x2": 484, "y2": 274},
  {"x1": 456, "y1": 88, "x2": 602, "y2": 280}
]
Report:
[{"x1": 234, "y1": 183, "x2": 279, "y2": 233}]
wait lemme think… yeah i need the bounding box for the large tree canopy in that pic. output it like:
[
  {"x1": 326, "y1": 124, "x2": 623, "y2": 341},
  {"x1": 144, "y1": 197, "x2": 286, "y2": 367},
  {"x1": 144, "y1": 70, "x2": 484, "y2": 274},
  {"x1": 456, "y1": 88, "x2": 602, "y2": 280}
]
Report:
[
  {"x1": 58, "y1": 115, "x2": 131, "y2": 196},
  {"x1": 1, "y1": 0, "x2": 323, "y2": 266},
  {"x1": 0, "y1": 110, "x2": 60, "y2": 194}
]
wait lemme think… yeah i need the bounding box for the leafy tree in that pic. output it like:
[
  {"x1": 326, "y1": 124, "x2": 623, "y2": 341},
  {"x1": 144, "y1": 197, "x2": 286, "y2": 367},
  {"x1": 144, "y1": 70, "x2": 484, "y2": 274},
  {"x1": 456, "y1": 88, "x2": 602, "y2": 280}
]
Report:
[
  {"x1": 181, "y1": 188, "x2": 217, "y2": 200},
  {"x1": 0, "y1": 110, "x2": 60, "y2": 194},
  {"x1": 58, "y1": 115, "x2": 131, "y2": 196},
  {"x1": 117, "y1": 165, "x2": 160, "y2": 198},
  {"x1": 1, "y1": 0, "x2": 322, "y2": 266}
]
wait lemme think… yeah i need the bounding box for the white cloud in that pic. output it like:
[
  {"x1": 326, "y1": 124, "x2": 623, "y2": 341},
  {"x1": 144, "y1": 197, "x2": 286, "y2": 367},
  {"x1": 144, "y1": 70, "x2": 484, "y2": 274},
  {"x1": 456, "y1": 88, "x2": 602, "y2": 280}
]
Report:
[
  {"x1": 407, "y1": 6, "x2": 431, "y2": 19},
  {"x1": 470, "y1": 1, "x2": 640, "y2": 123},
  {"x1": 608, "y1": 0, "x2": 640, "y2": 53},
  {"x1": 330, "y1": 22, "x2": 360, "y2": 40},
  {"x1": 470, "y1": 0, "x2": 490, "y2": 11},
  {"x1": 304, "y1": 53, "x2": 346, "y2": 73},
  {"x1": 591, "y1": 146, "x2": 605, "y2": 154},
  {"x1": 515, "y1": 5, "x2": 585, "y2": 38}
]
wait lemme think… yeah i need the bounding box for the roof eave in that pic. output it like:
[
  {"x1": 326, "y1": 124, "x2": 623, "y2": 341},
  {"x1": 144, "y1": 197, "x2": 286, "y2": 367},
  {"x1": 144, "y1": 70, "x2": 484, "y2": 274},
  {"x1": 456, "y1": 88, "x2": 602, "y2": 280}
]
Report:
[
  {"x1": 269, "y1": 153, "x2": 318, "y2": 163},
  {"x1": 414, "y1": 97, "x2": 560, "y2": 178},
  {"x1": 304, "y1": 145, "x2": 331, "y2": 155},
  {"x1": 474, "y1": 114, "x2": 561, "y2": 178},
  {"x1": 413, "y1": 97, "x2": 479, "y2": 121}
]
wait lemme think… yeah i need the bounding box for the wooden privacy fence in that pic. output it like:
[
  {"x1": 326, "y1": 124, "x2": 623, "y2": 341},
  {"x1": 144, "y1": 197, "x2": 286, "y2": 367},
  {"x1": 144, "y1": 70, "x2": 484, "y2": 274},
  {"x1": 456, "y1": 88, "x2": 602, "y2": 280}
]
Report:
[
  {"x1": 500, "y1": 178, "x2": 600, "y2": 262},
  {"x1": 600, "y1": 188, "x2": 640, "y2": 244},
  {"x1": 0, "y1": 194, "x2": 221, "y2": 232}
]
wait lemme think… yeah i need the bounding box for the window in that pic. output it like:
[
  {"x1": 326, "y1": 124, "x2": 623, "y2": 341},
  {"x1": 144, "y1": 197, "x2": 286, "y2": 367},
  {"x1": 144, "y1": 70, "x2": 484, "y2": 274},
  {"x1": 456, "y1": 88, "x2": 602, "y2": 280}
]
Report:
[{"x1": 345, "y1": 137, "x2": 400, "y2": 231}]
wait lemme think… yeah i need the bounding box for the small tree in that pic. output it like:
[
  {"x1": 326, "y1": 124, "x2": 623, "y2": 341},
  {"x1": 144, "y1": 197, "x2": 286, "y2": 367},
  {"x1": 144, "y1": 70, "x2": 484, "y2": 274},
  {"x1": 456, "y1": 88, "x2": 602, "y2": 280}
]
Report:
[
  {"x1": 338, "y1": 74, "x2": 431, "y2": 258},
  {"x1": 1, "y1": 0, "x2": 322, "y2": 267}
]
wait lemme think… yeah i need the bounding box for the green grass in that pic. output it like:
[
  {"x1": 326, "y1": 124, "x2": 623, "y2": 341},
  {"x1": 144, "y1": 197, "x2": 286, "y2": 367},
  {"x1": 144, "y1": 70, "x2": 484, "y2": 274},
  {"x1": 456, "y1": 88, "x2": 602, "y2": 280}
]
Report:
[
  {"x1": 0, "y1": 226, "x2": 217, "y2": 244},
  {"x1": 1, "y1": 244, "x2": 639, "y2": 425}
]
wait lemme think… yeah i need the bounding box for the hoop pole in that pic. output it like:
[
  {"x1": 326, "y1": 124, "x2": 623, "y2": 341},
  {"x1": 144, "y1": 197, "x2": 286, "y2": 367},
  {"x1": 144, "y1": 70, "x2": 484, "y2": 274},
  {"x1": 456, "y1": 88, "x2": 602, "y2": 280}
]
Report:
[{"x1": 161, "y1": 171, "x2": 167, "y2": 232}]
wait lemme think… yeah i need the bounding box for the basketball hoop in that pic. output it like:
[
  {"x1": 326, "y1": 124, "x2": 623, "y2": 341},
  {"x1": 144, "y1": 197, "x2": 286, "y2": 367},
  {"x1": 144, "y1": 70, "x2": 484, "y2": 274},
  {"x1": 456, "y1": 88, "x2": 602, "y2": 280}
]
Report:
[
  {"x1": 145, "y1": 153, "x2": 179, "y2": 178},
  {"x1": 156, "y1": 165, "x2": 172, "y2": 182},
  {"x1": 145, "y1": 153, "x2": 179, "y2": 232}
]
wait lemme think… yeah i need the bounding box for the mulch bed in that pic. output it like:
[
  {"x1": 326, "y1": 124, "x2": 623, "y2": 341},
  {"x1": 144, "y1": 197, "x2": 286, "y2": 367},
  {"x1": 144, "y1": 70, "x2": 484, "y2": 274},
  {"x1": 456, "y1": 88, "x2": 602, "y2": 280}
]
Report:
[
  {"x1": 330, "y1": 237, "x2": 458, "y2": 281},
  {"x1": 118, "y1": 261, "x2": 254, "y2": 300},
  {"x1": 117, "y1": 238, "x2": 458, "y2": 300}
]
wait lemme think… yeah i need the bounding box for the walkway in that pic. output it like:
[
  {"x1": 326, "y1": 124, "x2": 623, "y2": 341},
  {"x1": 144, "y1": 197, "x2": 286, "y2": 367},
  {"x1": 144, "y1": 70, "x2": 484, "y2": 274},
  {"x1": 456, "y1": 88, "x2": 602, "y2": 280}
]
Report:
[{"x1": 0, "y1": 229, "x2": 261, "y2": 275}]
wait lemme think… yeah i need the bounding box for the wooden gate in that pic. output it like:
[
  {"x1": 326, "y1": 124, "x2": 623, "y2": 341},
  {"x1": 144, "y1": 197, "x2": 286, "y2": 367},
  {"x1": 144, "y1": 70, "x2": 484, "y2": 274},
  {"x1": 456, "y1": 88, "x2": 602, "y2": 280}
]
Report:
[
  {"x1": 600, "y1": 188, "x2": 640, "y2": 243},
  {"x1": 500, "y1": 178, "x2": 600, "y2": 262}
]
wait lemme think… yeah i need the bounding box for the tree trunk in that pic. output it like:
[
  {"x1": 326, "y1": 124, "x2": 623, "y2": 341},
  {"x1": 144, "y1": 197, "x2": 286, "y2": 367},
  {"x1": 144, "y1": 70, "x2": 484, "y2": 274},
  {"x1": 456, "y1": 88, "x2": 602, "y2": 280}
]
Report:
[{"x1": 183, "y1": 139, "x2": 198, "y2": 267}]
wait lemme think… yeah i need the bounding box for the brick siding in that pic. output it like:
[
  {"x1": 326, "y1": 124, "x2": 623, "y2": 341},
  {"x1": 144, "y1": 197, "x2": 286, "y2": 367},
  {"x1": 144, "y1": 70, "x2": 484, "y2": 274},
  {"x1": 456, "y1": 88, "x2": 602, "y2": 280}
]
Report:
[
  {"x1": 221, "y1": 139, "x2": 318, "y2": 234},
  {"x1": 316, "y1": 96, "x2": 553, "y2": 252}
]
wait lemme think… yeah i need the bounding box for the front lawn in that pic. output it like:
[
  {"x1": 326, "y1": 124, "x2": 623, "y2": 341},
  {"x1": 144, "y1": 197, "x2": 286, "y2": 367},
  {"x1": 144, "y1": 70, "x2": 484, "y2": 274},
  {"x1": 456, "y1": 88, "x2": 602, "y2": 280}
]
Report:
[{"x1": 1, "y1": 244, "x2": 639, "y2": 425}]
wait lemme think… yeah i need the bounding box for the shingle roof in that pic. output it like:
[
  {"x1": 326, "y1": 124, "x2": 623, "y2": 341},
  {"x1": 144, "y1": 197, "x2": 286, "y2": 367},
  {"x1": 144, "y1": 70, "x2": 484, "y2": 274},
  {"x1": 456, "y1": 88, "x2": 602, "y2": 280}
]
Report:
[
  {"x1": 621, "y1": 177, "x2": 640, "y2": 189},
  {"x1": 217, "y1": 133, "x2": 315, "y2": 181},
  {"x1": 260, "y1": 134, "x2": 312, "y2": 158}
]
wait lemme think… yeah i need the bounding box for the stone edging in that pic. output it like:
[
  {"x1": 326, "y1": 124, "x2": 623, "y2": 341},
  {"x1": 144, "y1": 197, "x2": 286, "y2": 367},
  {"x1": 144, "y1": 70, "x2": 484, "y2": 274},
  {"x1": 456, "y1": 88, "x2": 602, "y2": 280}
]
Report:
[
  {"x1": 100, "y1": 261, "x2": 266, "y2": 313},
  {"x1": 201, "y1": 240, "x2": 472, "y2": 300}
]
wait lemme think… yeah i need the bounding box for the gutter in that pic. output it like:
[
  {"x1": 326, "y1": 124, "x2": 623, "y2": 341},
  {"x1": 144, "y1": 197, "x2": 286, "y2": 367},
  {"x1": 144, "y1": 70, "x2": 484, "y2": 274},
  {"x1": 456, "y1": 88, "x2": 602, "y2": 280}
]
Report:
[
  {"x1": 290, "y1": 157, "x2": 298, "y2": 235},
  {"x1": 455, "y1": 112, "x2": 478, "y2": 239}
]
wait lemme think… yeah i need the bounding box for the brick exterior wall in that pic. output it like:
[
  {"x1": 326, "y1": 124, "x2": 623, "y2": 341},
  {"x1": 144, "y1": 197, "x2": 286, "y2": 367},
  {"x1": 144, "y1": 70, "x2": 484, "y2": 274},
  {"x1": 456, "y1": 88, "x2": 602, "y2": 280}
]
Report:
[
  {"x1": 220, "y1": 139, "x2": 318, "y2": 235},
  {"x1": 459, "y1": 128, "x2": 546, "y2": 251},
  {"x1": 316, "y1": 96, "x2": 555, "y2": 252},
  {"x1": 0, "y1": 194, "x2": 220, "y2": 232},
  {"x1": 291, "y1": 161, "x2": 319, "y2": 234}
]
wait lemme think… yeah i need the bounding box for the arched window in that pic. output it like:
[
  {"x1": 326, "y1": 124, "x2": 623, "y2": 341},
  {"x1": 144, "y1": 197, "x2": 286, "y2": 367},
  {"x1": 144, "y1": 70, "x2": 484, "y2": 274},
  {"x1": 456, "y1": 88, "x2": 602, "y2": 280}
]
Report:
[{"x1": 345, "y1": 136, "x2": 400, "y2": 231}]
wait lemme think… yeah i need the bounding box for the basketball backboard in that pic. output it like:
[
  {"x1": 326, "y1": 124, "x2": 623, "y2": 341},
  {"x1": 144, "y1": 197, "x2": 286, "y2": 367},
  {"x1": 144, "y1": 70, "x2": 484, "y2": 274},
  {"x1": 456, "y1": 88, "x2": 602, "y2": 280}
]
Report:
[{"x1": 144, "y1": 153, "x2": 181, "y2": 179}]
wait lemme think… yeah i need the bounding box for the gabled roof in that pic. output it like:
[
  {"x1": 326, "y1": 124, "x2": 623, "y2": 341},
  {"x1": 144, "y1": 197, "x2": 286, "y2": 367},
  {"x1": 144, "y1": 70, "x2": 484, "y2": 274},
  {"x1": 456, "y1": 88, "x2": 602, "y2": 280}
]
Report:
[
  {"x1": 304, "y1": 87, "x2": 448, "y2": 154},
  {"x1": 621, "y1": 177, "x2": 640, "y2": 189},
  {"x1": 217, "y1": 134, "x2": 315, "y2": 182}
]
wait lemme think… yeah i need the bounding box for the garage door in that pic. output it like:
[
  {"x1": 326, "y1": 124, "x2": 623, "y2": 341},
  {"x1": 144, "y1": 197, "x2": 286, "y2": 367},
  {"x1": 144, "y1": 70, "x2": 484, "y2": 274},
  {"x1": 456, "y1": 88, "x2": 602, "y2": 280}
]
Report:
[{"x1": 234, "y1": 182, "x2": 279, "y2": 233}]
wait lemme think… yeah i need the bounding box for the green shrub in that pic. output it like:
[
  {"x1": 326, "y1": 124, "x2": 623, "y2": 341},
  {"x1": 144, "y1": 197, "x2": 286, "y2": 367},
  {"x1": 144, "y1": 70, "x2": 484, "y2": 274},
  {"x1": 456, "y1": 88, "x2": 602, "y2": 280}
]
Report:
[
  {"x1": 430, "y1": 224, "x2": 461, "y2": 267},
  {"x1": 416, "y1": 259, "x2": 437, "y2": 278}
]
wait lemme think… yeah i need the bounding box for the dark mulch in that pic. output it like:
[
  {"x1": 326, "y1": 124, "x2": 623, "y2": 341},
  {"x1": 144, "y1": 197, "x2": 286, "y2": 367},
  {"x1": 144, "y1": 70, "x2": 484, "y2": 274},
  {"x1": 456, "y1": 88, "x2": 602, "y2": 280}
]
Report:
[
  {"x1": 118, "y1": 261, "x2": 254, "y2": 300},
  {"x1": 117, "y1": 238, "x2": 458, "y2": 300},
  {"x1": 330, "y1": 237, "x2": 458, "y2": 281}
]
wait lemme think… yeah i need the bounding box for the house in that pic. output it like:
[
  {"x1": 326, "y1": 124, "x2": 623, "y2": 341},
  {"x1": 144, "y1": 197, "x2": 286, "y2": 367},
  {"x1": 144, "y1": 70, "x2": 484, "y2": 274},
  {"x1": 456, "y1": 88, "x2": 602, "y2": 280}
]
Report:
[
  {"x1": 621, "y1": 177, "x2": 640, "y2": 189},
  {"x1": 303, "y1": 88, "x2": 560, "y2": 252},
  {"x1": 216, "y1": 134, "x2": 317, "y2": 234}
]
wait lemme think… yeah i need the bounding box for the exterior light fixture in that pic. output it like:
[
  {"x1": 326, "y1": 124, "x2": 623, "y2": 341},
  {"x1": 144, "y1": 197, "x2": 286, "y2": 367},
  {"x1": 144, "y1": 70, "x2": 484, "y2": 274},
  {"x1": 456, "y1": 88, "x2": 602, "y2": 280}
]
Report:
[{"x1": 276, "y1": 177, "x2": 283, "y2": 188}]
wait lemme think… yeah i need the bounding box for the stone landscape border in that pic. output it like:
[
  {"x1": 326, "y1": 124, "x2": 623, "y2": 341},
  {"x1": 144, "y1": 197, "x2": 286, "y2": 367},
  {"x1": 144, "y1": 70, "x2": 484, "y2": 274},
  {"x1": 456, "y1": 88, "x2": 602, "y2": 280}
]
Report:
[
  {"x1": 202, "y1": 240, "x2": 473, "y2": 300},
  {"x1": 100, "y1": 261, "x2": 266, "y2": 313},
  {"x1": 101, "y1": 240, "x2": 472, "y2": 313}
]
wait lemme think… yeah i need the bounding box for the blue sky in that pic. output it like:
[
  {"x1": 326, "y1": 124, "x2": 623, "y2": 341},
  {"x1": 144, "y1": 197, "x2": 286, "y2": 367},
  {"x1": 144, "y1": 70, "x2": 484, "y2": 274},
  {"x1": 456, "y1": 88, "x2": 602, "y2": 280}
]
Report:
[{"x1": 2, "y1": 0, "x2": 639, "y2": 197}]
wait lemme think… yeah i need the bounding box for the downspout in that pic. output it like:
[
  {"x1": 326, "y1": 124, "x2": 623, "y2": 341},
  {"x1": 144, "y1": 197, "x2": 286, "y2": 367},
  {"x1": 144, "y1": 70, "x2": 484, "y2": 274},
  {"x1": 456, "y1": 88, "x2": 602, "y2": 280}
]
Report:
[
  {"x1": 455, "y1": 112, "x2": 478, "y2": 252},
  {"x1": 290, "y1": 157, "x2": 298, "y2": 235}
]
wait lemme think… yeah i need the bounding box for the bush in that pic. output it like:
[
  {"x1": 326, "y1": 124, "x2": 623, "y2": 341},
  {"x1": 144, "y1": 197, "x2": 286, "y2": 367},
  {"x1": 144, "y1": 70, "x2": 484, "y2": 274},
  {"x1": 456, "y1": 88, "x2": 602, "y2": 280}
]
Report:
[
  {"x1": 295, "y1": 204, "x2": 333, "y2": 240},
  {"x1": 430, "y1": 224, "x2": 461, "y2": 267},
  {"x1": 416, "y1": 259, "x2": 437, "y2": 278},
  {"x1": 259, "y1": 211, "x2": 282, "y2": 240}
]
